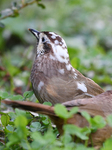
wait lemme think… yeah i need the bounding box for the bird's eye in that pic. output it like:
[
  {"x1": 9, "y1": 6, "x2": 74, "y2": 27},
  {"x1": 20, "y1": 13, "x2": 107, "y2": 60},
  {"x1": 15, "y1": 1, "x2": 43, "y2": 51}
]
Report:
[{"x1": 42, "y1": 37, "x2": 46, "y2": 43}]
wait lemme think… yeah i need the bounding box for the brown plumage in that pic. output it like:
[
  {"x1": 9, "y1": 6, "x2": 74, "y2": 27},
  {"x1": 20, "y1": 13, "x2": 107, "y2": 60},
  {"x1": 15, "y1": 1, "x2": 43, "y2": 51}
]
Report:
[
  {"x1": 29, "y1": 29, "x2": 104, "y2": 105},
  {"x1": 2, "y1": 91, "x2": 112, "y2": 147}
]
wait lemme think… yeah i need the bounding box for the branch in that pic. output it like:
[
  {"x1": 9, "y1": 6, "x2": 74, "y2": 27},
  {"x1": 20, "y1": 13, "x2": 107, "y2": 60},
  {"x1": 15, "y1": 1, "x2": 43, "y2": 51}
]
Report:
[{"x1": 0, "y1": 0, "x2": 44, "y2": 20}]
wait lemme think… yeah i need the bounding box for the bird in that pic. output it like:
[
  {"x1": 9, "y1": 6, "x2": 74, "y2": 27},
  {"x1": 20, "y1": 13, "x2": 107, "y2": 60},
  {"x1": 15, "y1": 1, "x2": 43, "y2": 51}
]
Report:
[
  {"x1": 2, "y1": 90, "x2": 112, "y2": 148},
  {"x1": 29, "y1": 28, "x2": 104, "y2": 105}
]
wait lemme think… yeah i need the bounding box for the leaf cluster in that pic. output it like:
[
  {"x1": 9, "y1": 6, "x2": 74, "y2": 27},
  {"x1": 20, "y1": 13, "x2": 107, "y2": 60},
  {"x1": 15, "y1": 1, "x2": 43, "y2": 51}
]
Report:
[{"x1": 0, "y1": 91, "x2": 112, "y2": 149}]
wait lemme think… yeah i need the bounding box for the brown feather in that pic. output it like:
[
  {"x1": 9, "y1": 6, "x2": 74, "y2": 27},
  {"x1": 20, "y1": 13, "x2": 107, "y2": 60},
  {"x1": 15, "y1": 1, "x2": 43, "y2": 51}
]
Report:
[{"x1": 29, "y1": 30, "x2": 104, "y2": 105}]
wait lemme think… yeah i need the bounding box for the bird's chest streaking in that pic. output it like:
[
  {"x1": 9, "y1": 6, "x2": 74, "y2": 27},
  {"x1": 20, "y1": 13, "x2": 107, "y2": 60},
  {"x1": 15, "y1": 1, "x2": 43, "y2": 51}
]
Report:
[
  {"x1": 30, "y1": 52, "x2": 78, "y2": 104},
  {"x1": 29, "y1": 29, "x2": 104, "y2": 105}
]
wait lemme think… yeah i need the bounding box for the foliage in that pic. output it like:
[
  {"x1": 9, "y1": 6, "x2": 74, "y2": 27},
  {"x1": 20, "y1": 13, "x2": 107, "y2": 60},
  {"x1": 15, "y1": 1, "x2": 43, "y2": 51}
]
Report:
[
  {"x1": 0, "y1": 91, "x2": 112, "y2": 149},
  {"x1": 0, "y1": 0, "x2": 112, "y2": 149}
]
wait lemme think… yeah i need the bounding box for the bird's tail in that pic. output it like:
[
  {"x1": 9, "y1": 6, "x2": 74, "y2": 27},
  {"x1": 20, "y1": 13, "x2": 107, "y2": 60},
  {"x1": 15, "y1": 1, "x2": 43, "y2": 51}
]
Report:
[{"x1": 2, "y1": 100, "x2": 56, "y2": 116}]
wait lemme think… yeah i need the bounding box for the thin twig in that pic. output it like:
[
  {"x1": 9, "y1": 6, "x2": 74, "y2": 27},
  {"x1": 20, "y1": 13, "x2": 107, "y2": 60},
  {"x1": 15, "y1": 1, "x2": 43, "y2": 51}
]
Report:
[{"x1": 0, "y1": 0, "x2": 38, "y2": 20}]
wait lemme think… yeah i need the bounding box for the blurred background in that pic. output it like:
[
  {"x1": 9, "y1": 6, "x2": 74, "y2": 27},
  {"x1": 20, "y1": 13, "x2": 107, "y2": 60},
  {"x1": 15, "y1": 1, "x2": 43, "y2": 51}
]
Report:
[{"x1": 0, "y1": 0, "x2": 112, "y2": 97}]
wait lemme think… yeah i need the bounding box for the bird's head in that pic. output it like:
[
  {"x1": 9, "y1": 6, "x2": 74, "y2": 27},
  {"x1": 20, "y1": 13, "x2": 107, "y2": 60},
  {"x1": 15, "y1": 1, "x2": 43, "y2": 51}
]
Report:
[{"x1": 29, "y1": 28, "x2": 69, "y2": 64}]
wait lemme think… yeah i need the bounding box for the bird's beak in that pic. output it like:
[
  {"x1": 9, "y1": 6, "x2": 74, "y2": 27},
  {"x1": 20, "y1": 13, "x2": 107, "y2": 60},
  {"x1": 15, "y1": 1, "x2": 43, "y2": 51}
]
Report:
[{"x1": 28, "y1": 28, "x2": 40, "y2": 39}]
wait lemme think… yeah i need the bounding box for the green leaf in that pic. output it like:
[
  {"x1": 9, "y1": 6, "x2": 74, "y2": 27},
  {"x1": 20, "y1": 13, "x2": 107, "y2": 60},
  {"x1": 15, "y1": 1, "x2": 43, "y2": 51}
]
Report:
[
  {"x1": 0, "y1": 91, "x2": 9, "y2": 99},
  {"x1": 101, "y1": 138, "x2": 112, "y2": 150},
  {"x1": 30, "y1": 122, "x2": 41, "y2": 132},
  {"x1": 61, "y1": 133, "x2": 72, "y2": 145},
  {"x1": 43, "y1": 102, "x2": 52, "y2": 106},
  {"x1": 20, "y1": 140, "x2": 30, "y2": 150},
  {"x1": 81, "y1": 111, "x2": 91, "y2": 123},
  {"x1": 1, "y1": 115, "x2": 10, "y2": 127},
  {"x1": 23, "y1": 91, "x2": 33, "y2": 98},
  {"x1": 107, "y1": 114, "x2": 112, "y2": 127},
  {"x1": 6, "y1": 132, "x2": 20, "y2": 147},
  {"x1": 63, "y1": 124, "x2": 90, "y2": 140},
  {"x1": 11, "y1": 95, "x2": 23, "y2": 100},
  {"x1": 54, "y1": 104, "x2": 69, "y2": 119},
  {"x1": 8, "y1": 111, "x2": 16, "y2": 121},
  {"x1": 31, "y1": 131, "x2": 56, "y2": 146},
  {"x1": 69, "y1": 107, "x2": 78, "y2": 116},
  {"x1": 31, "y1": 132, "x2": 41, "y2": 141},
  {"x1": 91, "y1": 115, "x2": 106, "y2": 129},
  {"x1": 14, "y1": 115, "x2": 28, "y2": 127},
  {"x1": 0, "y1": 112, "x2": 8, "y2": 115},
  {"x1": 15, "y1": 108, "x2": 32, "y2": 121},
  {"x1": 75, "y1": 144, "x2": 94, "y2": 150},
  {"x1": 39, "y1": 114, "x2": 50, "y2": 126},
  {"x1": 38, "y1": 3, "x2": 45, "y2": 9},
  {"x1": 54, "y1": 104, "x2": 78, "y2": 119},
  {"x1": 42, "y1": 118, "x2": 49, "y2": 125},
  {"x1": 6, "y1": 125, "x2": 14, "y2": 132}
]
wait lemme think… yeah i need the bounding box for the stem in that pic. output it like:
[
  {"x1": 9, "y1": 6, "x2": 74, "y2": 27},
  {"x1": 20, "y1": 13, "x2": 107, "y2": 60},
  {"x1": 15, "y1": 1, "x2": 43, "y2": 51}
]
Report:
[
  {"x1": 0, "y1": 0, "x2": 39, "y2": 20},
  {"x1": 85, "y1": 138, "x2": 88, "y2": 147},
  {"x1": 90, "y1": 134, "x2": 93, "y2": 147}
]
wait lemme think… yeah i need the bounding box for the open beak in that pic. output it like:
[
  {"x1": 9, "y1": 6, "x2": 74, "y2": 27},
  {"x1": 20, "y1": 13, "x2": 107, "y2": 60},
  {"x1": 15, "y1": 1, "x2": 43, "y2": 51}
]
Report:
[{"x1": 28, "y1": 28, "x2": 40, "y2": 38}]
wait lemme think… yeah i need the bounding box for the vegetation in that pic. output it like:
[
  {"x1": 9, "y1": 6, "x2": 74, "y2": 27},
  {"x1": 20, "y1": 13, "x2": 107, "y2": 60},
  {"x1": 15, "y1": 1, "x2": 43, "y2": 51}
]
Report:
[{"x1": 0, "y1": 0, "x2": 112, "y2": 149}]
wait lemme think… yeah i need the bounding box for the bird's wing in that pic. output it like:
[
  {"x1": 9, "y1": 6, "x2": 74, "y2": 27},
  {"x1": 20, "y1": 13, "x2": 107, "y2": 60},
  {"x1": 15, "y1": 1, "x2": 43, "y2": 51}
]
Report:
[
  {"x1": 85, "y1": 77, "x2": 104, "y2": 96},
  {"x1": 45, "y1": 75, "x2": 104, "y2": 105}
]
